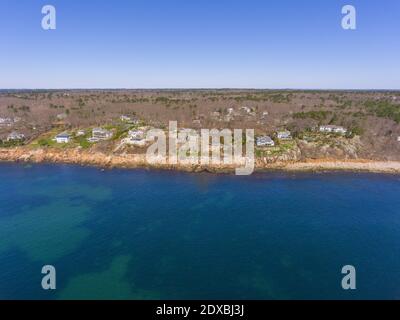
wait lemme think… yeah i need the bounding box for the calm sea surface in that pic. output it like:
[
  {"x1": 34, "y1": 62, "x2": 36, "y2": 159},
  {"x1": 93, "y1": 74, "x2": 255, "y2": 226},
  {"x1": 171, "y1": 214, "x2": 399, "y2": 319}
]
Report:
[{"x1": 0, "y1": 163, "x2": 399, "y2": 300}]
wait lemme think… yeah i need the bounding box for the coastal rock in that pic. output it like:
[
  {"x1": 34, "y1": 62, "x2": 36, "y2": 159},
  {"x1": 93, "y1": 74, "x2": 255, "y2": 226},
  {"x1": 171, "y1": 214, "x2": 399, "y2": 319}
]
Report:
[{"x1": 1, "y1": 146, "x2": 400, "y2": 174}]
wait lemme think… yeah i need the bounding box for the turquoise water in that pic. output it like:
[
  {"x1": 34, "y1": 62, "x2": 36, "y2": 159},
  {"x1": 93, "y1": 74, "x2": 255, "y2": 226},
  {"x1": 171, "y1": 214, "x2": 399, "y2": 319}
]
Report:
[{"x1": 0, "y1": 163, "x2": 399, "y2": 300}]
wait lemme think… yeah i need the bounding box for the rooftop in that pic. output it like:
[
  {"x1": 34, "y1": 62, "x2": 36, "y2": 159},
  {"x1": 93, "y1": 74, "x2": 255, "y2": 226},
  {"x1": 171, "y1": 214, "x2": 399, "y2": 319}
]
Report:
[{"x1": 56, "y1": 132, "x2": 70, "y2": 138}]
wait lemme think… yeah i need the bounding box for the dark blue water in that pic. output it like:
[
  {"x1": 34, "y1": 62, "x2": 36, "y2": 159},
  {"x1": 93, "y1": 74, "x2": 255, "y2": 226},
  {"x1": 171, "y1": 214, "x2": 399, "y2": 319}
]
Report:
[{"x1": 0, "y1": 163, "x2": 399, "y2": 300}]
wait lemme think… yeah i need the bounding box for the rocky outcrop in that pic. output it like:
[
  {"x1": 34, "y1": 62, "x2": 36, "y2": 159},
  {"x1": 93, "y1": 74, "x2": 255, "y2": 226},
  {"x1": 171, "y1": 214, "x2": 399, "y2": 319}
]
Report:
[
  {"x1": 1, "y1": 147, "x2": 400, "y2": 174},
  {"x1": 296, "y1": 136, "x2": 364, "y2": 160}
]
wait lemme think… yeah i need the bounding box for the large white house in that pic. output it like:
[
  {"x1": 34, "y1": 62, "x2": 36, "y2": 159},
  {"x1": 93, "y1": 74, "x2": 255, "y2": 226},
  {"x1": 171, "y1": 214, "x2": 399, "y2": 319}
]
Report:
[
  {"x1": 0, "y1": 117, "x2": 13, "y2": 127},
  {"x1": 319, "y1": 125, "x2": 347, "y2": 134},
  {"x1": 7, "y1": 132, "x2": 25, "y2": 142},
  {"x1": 91, "y1": 128, "x2": 113, "y2": 141},
  {"x1": 277, "y1": 130, "x2": 292, "y2": 140},
  {"x1": 54, "y1": 132, "x2": 71, "y2": 143},
  {"x1": 256, "y1": 136, "x2": 275, "y2": 147},
  {"x1": 120, "y1": 115, "x2": 139, "y2": 124},
  {"x1": 128, "y1": 129, "x2": 145, "y2": 141},
  {"x1": 76, "y1": 130, "x2": 86, "y2": 137},
  {"x1": 124, "y1": 129, "x2": 147, "y2": 146}
]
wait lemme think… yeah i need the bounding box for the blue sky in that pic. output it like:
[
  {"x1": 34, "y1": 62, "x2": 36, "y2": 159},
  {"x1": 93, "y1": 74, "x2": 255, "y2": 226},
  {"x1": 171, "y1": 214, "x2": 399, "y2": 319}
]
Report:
[{"x1": 0, "y1": 0, "x2": 399, "y2": 89}]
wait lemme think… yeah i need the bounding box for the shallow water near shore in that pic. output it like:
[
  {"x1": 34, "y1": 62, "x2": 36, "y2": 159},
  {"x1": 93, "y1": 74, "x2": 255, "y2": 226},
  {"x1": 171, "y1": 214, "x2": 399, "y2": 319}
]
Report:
[{"x1": 0, "y1": 163, "x2": 399, "y2": 299}]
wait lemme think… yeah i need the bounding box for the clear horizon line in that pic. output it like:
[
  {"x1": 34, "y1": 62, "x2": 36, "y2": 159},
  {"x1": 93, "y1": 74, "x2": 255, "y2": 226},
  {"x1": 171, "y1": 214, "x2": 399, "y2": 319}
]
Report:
[{"x1": 1, "y1": 87, "x2": 400, "y2": 92}]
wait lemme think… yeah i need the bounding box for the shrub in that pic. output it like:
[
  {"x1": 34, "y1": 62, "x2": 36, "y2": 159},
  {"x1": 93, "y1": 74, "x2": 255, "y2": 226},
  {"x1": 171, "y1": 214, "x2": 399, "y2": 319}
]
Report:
[
  {"x1": 363, "y1": 100, "x2": 400, "y2": 123},
  {"x1": 293, "y1": 110, "x2": 331, "y2": 121}
]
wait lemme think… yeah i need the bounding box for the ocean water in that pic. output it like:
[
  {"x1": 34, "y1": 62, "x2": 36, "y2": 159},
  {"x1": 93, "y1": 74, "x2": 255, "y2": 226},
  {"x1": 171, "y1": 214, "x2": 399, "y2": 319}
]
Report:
[{"x1": 0, "y1": 163, "x2": 399, "y2": 300}]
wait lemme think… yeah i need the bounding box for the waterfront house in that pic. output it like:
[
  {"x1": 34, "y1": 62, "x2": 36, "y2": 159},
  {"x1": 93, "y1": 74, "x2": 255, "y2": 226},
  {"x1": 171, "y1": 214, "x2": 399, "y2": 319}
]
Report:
[
  {"x1": 333, "y1": 126, "x2": 347, "y2": 134},
  {"x1": 277, "y1": 130, "x2": 292, "y2": 140},
  {"x1": 128, "y1": 129, "x2": 145, "y2": 141},
  {"x1": 124, "y1": 129, "x2": 147, "y2": 146},
  {"x1": 256, "y1": 136, "x2": 275, "y2": 147},
  {"x1": 0, "y1": 117, "x2": 13, "y2": 127},
  {"x1": 55, "y1": 132, "x2": 71, "y2": 143},
  {"x1": 120, "y1": 115, "x2": 139, "y2": 124},
  {"x1": 76, "y1": 130, "x2": 85, "y2": 137},
  {"x1": 92, "y1": 128, "x2": 113, "y2": 141},
  {"x1": 87, "y1": 137, "x2": 98, "y2": 143},
  {"x1": 319, "y1": 125, "x2": 347, "y2": 134},
  {"x1": 7, "y1": 132, "x2": 25, "y2": 142}
]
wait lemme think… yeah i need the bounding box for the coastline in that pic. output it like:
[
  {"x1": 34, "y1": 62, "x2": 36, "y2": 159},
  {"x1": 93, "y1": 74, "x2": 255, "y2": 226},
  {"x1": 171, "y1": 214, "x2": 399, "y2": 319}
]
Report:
[{"x1": 1, "y1": 147, "x2": 400, "y2": 174}]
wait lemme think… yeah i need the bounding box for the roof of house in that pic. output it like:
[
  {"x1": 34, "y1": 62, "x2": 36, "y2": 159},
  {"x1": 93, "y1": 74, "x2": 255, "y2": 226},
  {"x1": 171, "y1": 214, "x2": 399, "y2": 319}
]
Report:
[
  {"x1": 129, "y1": 129, "x2": 144, "y2": 134},
  {"x1": 56, "y1": 132, "x2": 70, "y2": 138},
  {"x1": 257, "y1": 136, "x2": 274, "y2": 142},
  {"x1": 8, "y1": 132, "x2": 25, "y2": 138}
]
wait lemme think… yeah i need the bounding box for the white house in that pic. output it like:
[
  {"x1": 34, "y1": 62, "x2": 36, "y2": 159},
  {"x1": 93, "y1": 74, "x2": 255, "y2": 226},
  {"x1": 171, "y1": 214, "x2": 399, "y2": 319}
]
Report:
[
  {"x1": 124, "y1": 129, "x2": 147, "y2": 146},
  {"x1": 319, "y1": 125, "x2": 347, "y2": 134},
  {"x1": 0, "y1": 117, "x2": 13, "y2": 127},
  {"x1": 120, "y1": 115, "x2": 140, "y2": 124},
  {"x1": 333, "y1": 127, "x2": 347, "y2": 134},
  {"x1": 121, "y1": 115, "x2": 139, "y2": 125},
  {"x1": 91, "y1": 128, "x2": 113, "y2": 141},
  {"x1": 7, "y1": 132, "x2": 25, "y2": 141},
  {"x1": 76, "y1": 130, "x2": 85, "y2": 137},
  {"x1": 87, "y1": 137, "x2": 98, "y2": 143},
  {"x1": 256, "y1": 136, "x2": 275, "y2": 147},
  {"x1": 397, "y1": 136, "x2": 400, "y2": 142},
  {"x1": 54, "y1": 132, "x2": 71, "y2": 143},
  {"x1": 128, "y1": 129, "x2": 145, "y2": 141},
  {"x1": 277, "y1": 130, "x2": 292, "y2": 140}
]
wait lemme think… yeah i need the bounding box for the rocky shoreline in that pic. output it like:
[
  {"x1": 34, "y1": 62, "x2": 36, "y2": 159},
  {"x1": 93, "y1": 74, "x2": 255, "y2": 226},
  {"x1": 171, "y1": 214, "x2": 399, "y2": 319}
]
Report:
[{"x1": 1, "y1": 147, "x2": 400, "y2": 174}]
